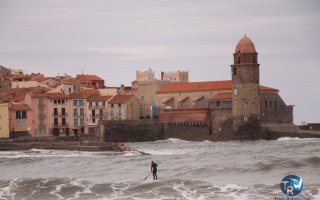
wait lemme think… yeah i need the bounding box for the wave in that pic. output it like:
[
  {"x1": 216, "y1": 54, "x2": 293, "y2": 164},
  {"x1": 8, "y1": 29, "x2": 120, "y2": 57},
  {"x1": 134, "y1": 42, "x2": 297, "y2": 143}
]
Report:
[
  {"x1": 0, "y1": 149, "x2": 136, "y2": 159},
  {"x1": 0, "y1": 178, "x2": 318, "y2": 200},
  {"x1": 276, "y1": 137, "x2": 316, "y2": 141}
]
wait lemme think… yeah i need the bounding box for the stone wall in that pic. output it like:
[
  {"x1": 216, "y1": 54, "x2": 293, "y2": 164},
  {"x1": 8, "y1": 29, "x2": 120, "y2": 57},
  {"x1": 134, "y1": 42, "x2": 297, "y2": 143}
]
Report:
[
  {"x1": 99, "y1": 119, "x2": 164, "y2": 142},
  {"x1": 260, "y1": 91, "x2": 293, "y2": 124},
  {"x1": 163, "y1": 123, "x2": 210, "y2": 141},
  {"x1": 159, "y1": 109, "x2": 208, "y2": 123}
]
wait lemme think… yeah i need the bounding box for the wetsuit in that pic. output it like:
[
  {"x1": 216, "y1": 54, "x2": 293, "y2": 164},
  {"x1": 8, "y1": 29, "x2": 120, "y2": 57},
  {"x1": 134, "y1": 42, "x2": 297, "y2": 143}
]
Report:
[{"x1": 151, "y1": 162, "x2": 158, "y2": 179}]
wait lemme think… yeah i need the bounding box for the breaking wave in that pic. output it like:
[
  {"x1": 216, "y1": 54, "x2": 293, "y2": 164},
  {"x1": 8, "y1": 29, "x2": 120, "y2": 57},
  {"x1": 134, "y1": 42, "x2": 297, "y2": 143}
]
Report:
[{"x1": 1, "y1": 178, "x2": 318, "y2": 200}]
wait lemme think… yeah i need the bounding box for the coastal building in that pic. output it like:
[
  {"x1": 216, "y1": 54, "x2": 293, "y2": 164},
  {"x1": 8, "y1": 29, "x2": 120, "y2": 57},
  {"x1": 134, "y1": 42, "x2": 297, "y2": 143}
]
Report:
[
  {"x1": 108, "y1": 95, "x2": 140, "y2": 120},
  {"x1": 76, "y1": 74, "x2": 105, "y2": 89},
  {"x1": 135, "y1": 68, "x2": 188, "y2": 118},
  {"x1": 161, "y1": 70, "x2": 189, "y2": 82},
  {"x1": 27, "y1": 92, "x2": 51, "y2": 137},
  {"x1": 159, "y1": 35, "x2": 295, "y2": 138},
  {"x1": 87, "y1": 95, "x2": 112, "y2": 134},
  {"x1": 69, "y1": 89, "x2": 100, "y2": 135},
  {"x1": 8, "y1": 103, "x2": 33, "y2": 137},
  {"x1": 0, "y1": 103, "x2": 9, "y2": 138},
  {"x1": 0, "y1": 66, "x2": 11, "y2": 92},
  {"x1": 49, "y1": 93, "x2": 72, "y2": 136}
]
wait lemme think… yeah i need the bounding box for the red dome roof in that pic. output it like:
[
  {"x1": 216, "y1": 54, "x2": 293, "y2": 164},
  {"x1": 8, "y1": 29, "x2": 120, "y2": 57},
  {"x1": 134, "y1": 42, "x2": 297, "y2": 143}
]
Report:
[{"x1": 235, "y1": 35, "x2": 256, "y2": 53}]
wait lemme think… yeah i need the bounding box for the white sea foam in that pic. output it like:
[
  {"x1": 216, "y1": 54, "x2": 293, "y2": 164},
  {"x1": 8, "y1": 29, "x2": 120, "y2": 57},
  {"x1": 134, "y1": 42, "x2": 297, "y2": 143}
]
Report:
[
  {"x1": 276, "y1": 137, "x2": 315, "y2": 141},
  {"x1": 166, "y1": 138, "x2": 190, "y2": 143}
]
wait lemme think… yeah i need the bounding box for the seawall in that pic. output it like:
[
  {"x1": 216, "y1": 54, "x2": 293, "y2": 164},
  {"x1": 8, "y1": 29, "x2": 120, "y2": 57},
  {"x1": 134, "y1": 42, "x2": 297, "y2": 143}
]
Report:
[{"x1": 99, "y1": 120, "x2": 320, "y2": 142}]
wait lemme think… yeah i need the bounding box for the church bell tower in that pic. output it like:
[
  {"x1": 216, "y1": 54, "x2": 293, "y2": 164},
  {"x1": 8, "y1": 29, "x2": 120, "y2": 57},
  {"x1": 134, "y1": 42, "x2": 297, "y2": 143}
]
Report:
[{"x1": 231, "y1": 35, "x2": 261, "y2": 134}]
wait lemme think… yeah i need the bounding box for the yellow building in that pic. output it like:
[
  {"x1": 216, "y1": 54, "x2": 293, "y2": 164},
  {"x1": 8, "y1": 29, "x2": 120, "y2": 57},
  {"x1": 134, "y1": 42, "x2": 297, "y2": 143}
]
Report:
[
  {"x1": 0, "y1": 103, "x2": 9, "y2": 138},
  {"x1": 108, "y1": 95, "x2": 140, "y2": 120}
]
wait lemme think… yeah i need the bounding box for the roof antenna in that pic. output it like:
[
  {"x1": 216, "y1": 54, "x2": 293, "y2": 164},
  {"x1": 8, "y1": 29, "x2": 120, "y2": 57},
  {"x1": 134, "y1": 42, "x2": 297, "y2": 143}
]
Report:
[{"x1": 81, "y1": 68, "x2": 84, "y2": 75}]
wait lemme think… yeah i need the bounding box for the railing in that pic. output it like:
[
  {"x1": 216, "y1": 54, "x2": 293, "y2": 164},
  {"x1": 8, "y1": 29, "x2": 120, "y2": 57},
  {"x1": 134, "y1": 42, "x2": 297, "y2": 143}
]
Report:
[
  {"x1": 89, "y1": 114, "x2": 105, "y2": 118},
  {"x1": 52, "y1": 112, "x2": 68, "y2": 117},
  {"x1": 52, "y1": 122, "x2": 68, "y2": 127}
]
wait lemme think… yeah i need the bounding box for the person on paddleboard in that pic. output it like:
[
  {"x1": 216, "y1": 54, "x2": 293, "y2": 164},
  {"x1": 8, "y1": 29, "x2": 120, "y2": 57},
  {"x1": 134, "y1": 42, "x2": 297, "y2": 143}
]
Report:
[{"x1": 151, "y1": 161, "x2": 158, "y2": 180}]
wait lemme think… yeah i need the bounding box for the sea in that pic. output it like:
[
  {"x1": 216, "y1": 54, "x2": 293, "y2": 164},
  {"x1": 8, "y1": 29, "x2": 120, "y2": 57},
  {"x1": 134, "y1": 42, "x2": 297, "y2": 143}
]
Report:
[{"x1": 0, "y1": 137, "x2": 319, "y2": 200}]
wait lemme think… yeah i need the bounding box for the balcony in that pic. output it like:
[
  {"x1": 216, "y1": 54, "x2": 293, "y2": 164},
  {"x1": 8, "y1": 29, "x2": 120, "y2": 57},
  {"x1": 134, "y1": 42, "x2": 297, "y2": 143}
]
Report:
[
  {"x1": 89, "y1": 114, "x2": 104, "y2": 118},
  {"x1": 53, "y1": 112, "x2": 68, "y2": 117},
  {"x1": 52, "y1": 122, "x2": 68, "y2": 127}
]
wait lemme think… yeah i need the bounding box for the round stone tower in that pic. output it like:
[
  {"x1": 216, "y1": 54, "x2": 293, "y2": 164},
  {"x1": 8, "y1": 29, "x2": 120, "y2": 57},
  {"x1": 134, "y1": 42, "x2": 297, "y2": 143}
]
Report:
[{"x1": 231, "y1": 35, "x2": 261, "y2": 135}]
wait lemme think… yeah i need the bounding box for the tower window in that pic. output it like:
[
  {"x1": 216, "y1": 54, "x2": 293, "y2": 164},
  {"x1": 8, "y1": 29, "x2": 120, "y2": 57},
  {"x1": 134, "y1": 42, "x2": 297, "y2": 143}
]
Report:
[
  {"x1": 216, "y1": 101, "x2": 220, "y2": 107},
  {"x1": 233, "y1": 67, "x2": 237, "y2": 75},
  {"x1": 264, "y1": 100, "x2": 268, "y2": 108},
  {"x1": 237, "y1": 57, "x2": 240, "y2": 64}
]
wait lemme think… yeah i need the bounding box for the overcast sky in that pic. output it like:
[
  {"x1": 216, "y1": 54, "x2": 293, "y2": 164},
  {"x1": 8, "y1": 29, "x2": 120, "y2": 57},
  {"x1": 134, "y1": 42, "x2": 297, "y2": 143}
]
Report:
[{"x1": 0, "y1": 0, "x2": 319, "y2": 124}]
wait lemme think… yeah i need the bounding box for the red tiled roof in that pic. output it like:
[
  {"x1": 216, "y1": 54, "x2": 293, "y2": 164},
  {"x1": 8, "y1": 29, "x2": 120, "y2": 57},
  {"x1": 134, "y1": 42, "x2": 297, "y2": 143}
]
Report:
[
  {"x1": 11, "y1": 104, "x2": 31, "y2": 111},
  {"x1": 109, "y1": 95, "x2": 135, "y2": 103},
  {"x1": 76, "y1": 75, "x2": 104, "y2": 81},
  {"x1": 87, "y1": 95, "x2": 112, "y2": 102},
  {"x1": 12, "y1": 75, "x2": 32, "y2": 80},
  {"x1": 46, "y1": 92, "x2": 70, "y2": 99},
  {"x1": 156, "y1": 80, "x2": 278, "y2": 94},
  {"x1": 212, "y1": 92, "x2": 232, "y2": 100},
  {"x1": 259, "y1": 85, "x2": 279, "y2": 91},
  {"x1": 69, "y1": 89, "x2": 100, "y2": 99}
]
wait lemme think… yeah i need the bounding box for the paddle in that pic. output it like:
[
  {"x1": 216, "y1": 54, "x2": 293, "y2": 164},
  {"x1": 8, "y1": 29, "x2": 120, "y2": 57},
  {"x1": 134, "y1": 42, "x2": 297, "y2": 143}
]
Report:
[{"x1": 144, "y1": 172, "x2": 151, "y2": 180}]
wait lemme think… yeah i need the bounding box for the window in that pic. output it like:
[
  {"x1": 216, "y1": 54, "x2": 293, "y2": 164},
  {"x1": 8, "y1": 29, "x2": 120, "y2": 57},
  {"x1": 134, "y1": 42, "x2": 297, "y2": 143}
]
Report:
[
  {"x1": 54, "y1": 118, "x2": 58, "y2": 125},
  {"x1": 110, "y1": 109, "x2": 114, "y2": 119},
  {"x1": 69, "y1": 88, "x2": 71, "y2": 93},
  {"x1": 92, "y1": 118, "x2": 96, "y2": 123},
  {"x1": 89, "y1": 102, "x2": 92, "y2": 108},
  {"x1": 16, "y1": 111, "x2": 21, "y2": 119},
  {"x1": 92, "y1": 110, "x2": 95, "y2": 117},
  {"x1": 111, "y1": 103, "x2": 114, "y2": 108},
  {"x1": 61, "y1": 99, "x2": 65, "y2": 104},
  {"x1": 62, "y1": 118, "x2": 66, "y2": 125},
  {"x1": 54, "y1": 100, "x2": 57, "y2": 104},
  {"x1": 80, "y1": 118, "x2": 85, "y2": 126},
  {"x1": 21, "y1": 120, "x2": 26, "y2": 129},
  {"x1": 233, "y1": 67, "x2": 237, "y2": 75},
  {"x1": 73, "y1": 100, "x2": 78, "y2": 106},
  {"x1": 21, "y1": 111, "x2": 27, "y2": 119},
  {"x1": 270, "y1": 101, "x2": 272, "y2": 108},
  {"x1": 80, "y1": 108, "x2": 84, "y2": 116},
  {"x1": 102, "y1": 101, "x2": 105, "y2": 107},
  {"x1": 16, "y1": 121, "x2": 20, "y2": 128},
  {"x1": 79, "y1": 100, "x2": 84, "y2": 106},
  {"x1": 54, "y1": 108, "x2": 58, "y2": 115},
  {"x1": 118, "y1": 103, "x2": 121, "y2": 108},
  {"x1": 96, "y1": 102, "x2": 99, "y2": 107},
  {"x1": 74, "y1": 118, "x2": 78, "y2": 126},
  {"x1": 118, "y1": 108, "x2": 122, "y2": 117},
  {"x1": 73, "y1": 108, "x2": 78, "y2": 116},
  {"x1": 264, "y1": 100, "x2": 268, "y2": 108},
  {"x1": 58, "y1": 100, "x2": 61, "y2": 104},
  {"x1": 216, "y1": 101, "x2": 220, "y2": 107},
  {"x1": 62, "y1": 108, "x2": 66, "y2": 115},
  {"x1": 100, "y1": 109, "x2": 103, "y2": 116}
]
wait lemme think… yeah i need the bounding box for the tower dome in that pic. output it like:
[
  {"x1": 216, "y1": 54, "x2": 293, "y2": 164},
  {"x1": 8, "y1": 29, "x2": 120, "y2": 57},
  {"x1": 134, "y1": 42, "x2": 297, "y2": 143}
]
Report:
[{"x1": 235, "y1": 35, "x2": 256, "y2": 53}]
